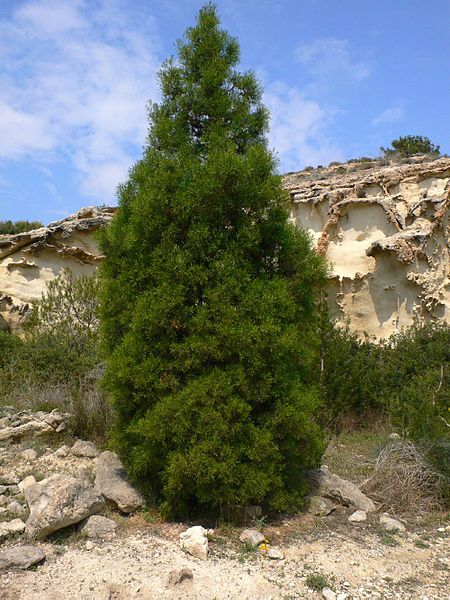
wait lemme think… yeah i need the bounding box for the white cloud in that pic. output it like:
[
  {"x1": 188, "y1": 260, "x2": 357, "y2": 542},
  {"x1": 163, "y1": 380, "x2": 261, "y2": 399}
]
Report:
[
  {"x1": 295, "y1": 38, "x2": 369, "y2": 85},
  {"x1": 265, "y1": 81, "x2": 343, "y2": 171},
  {"x1": 0, "y1": 0, "x2": 160, "y2": 201},
  {"x1": 372, "y1": 104, "x2": 405, "y2": 126}
]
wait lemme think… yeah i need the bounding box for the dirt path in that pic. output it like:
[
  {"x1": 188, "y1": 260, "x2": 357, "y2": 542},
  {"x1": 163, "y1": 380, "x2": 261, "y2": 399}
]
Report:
[{"x1": 1, "y1": 512, "x2": 448, "y2": 599}]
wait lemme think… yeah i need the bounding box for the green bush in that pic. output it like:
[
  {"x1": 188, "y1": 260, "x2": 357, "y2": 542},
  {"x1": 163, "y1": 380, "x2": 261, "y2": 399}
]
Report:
[
  {"x1": 380, "y1": 135, "x2": 440, "y2": 158},
  {"x1": 0, "y1": 220, "x2": 43, "y2": 235},
  {"x1": 0, "y1": 270, "x2": 111, "y2": 442},
  {"x1": 99, "y1": 4, "x2": 327, "y2": 518}
]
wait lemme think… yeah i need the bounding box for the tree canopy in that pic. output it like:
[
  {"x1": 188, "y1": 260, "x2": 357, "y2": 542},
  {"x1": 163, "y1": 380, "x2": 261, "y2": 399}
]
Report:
[
  {"x1": 99, "y1": 3, "x2": 327, "y2": 518},
  {"x1": 380, "y1": 135, "x2": 441, "y2": 158}
]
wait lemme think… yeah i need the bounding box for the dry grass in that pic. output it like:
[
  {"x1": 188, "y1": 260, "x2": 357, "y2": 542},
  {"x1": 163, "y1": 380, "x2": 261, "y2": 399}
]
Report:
[{"x1": 361, "y1": 441, "x2": 444, "y2": 516}]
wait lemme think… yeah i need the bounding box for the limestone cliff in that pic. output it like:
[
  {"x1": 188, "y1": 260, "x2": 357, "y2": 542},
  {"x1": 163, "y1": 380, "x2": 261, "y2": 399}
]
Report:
[
  {"x1": 1, "y1": 157, "x2": 449, "y2": 339},
  {"x1": 0, "y1": 207, "x2": 114, "y2": 331},
  {"x1": 284, "y1": 156, "x2": 449, "y2": 339}
]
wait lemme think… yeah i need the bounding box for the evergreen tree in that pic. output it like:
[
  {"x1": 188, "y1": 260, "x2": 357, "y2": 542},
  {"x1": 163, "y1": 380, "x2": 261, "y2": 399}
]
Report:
[{"x1": 99, "y1": 3, "x2": 327, "y2": 518}]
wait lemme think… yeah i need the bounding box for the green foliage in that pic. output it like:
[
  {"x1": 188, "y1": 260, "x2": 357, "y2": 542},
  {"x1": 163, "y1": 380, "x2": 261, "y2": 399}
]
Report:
[
  {"x1": 321, "y1": 320, "x2": 449, "y2": 487},
  {"x1": 0, "y1": 270, "x2": 110, "y2": 441},
  {"x1": 380, "y1": 135, "x2": 441, "y2": 158},
  {"x1": 0, "y1": 220, "x2": 43, "y2": 235},
  {"x1": 305, "y1": 573, "x2": 331, "y2": 591},
  {"x1": 99, "y1": 4, "x2": 327, "y2": 518}
]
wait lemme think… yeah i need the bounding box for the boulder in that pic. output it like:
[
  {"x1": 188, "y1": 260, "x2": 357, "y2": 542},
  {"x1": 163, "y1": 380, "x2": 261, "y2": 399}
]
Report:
[
  {"x1": 70, "y1": 440, "x2": 100, "y2": 458},
  {"x1": 24, "y1": 473, "x2": 105, "y2": 537},
  {"x1": 0, "y1": 545, "x2": 45, "y2": 570},
  {"x1": 95, "y1": 451, "x2": 144, "y2": 513},
  {"x1": 307, "y1": 466, "x2": 376, "y2": 512},
  {"x1": 80, "y1": 515, "x2": 117, "y2": 540},
  {"x1": 180, "y1": 525, "x2": 209, "y2": 560},
  {"x1": 239, "y1": 528, "x2": 265, "y2": 548}
]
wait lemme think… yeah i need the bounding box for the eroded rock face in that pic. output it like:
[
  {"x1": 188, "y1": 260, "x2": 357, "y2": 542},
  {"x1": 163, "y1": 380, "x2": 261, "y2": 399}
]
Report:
[
  {"x1": 0, "y1": 206, "x2": 114, "y2": 332},
  {"x1": 1, "y1": 157, "x2": 448, "y2": 339},
  {"x1": 284, "y1": 156, "x2": 449, "y2": 339}
]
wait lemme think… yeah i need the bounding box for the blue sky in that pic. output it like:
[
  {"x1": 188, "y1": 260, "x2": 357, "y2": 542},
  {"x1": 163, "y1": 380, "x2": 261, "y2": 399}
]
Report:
[{"x1": 0, "y1": 0, "x2": 449, "y2": 223}]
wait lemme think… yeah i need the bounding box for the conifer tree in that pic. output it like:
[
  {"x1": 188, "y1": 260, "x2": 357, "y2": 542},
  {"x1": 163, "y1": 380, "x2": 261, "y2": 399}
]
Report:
[{"x1": 99, "y1": 3, "x2": 327, "y2": 517}]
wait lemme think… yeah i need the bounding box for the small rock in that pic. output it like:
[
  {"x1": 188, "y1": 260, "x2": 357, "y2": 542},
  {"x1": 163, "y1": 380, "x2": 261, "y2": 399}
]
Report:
[
  {"x1": 0, "y1": 485, "x2": 7, "y2": 494},
  {"x1": 0, "y1": 417, "x2": 10, "y2": 428},
  {"x1": 0, "y1": 494, "x2": 8, "y2": 507},
  {"x1": 0, "y1": 545, "x2": 46, "y2": 570},
  {"x1": 379, "y1": 514, "x2": 406, "y2": 533},
  {"x1": 337, "y1": 594, "x2": 350, "y2": 600},
  {"x1": 21, "y1": 449, "x2": 38, "y2": 461},
  {"x1": 180, "y1": 525, "x2": 209, "y2": 560},
  {"x1": 85, "y1": 540, "x2": 95, "y2": 550},
  {"x1": 267, "y1": 546, "x2": 284, "y2": 560},
  {"x1": 18, "y1": 475, "x2": 36, "y2": 494},
  {"x1": 323, "y1": 588, "x2": 336, "y2": 600},
  {"x1": 80, "y1": 515, "x2": 117, "y2": 540},
  {"x1": 239, "y1": 529, "x2": 265, "y2": 548},
  {"x1": 167, "y1": 568, "x2": 194, "y2": 586},
  {"x1": 54, "y1": 445, "x2": 70, "y2": 457},
  {"x1": 7, "y1": 484, "x2": 20, "y2": 495},
  {"x1": 389, "y1": 432, "x2": 400, "y2": 439},
  {"x1": 7, "y1": 500, "x2": 25, "y2": 517},
  {"x1": 55, "y1": 422, "x2": 66, "y2": 433},
  {"x1": 348, "y1": 510, "x2": 367, "y2": 523},
  {"x1": 71, "y1": 440, "x2": 100, "y2": 458},
  {"x1": 0, "y1": 518, "x2": 26, "y2": 540}
]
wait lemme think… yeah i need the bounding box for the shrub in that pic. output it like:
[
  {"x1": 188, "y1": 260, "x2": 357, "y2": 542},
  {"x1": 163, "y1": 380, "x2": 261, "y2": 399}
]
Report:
[
  {"x1": 0, "y1": 220, "x2": 43, "y2": 235},
  {"x1": 380, "y1": 135, "x2": 440, "y2": 158},
  {"x1": 362, "y1": 441, "x2": 445, "y2": 514},
  {"x1": 99, "y1": 4, "x2": 327, "y2": 518}
]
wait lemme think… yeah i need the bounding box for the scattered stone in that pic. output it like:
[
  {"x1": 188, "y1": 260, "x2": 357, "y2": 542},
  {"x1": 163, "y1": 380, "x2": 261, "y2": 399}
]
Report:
[
  {"x1": 7, "y1": 500, "x2": 26, "y2": 517},
  {"x1": 0, "y1": 518, "x2": 26, "y2": 540},
  {"x1": 379, "y1": 514, "x2": 406, "y2": 533},
  {"x1": 80, "y1": 515, "x2": 117, "y2": 540},
  {"x1": 0, "y1": 417, "x2": 10, "y2": 428},
  {"x1": 55, "y1": 422, "x2": 66, "y2": 433},
  {"x1": 0, "y1": 485, "x2": 7, "y2": 494},
  {"x1": 322, "y1": 588, "x2": 336, "y2": 600},
  {"x1": 0, "y1": 545, "x2": 46, "y2": 570},
  {"x1": 239, "y1": 529, "x2": 265, "y2": 548},
  {"x1": 0, "y1": 494, "x2": 8, "y2": 506},
  {"x1": 167, "y1": 568, "x2": 194, "y2": 586},
  {"x1": 267, "y1": 546, "x2": 284, "y2": 560},
  {"x1": 348, "y1": 510, "x2": 367, "y2": 523},
  {"x1": 389, "y1": 432, "x2": 400, "y2": 439},
  {"x1": 54, "y1": 445, "x2": 70, "y2": 457},
  {"x1": 18, "y1": 475, "x2": 36, "y2": 494},
  {"x1": 21, "y1": 448, "x2": 38, "y2": 461},
  {"x1": 24, "y1": 473, "x2": 105, "y2": 537},
  {"x1": 0, "y1": 473, "x2": 20, "y2": 485},
  {"x1": 41, "y1": 410, "x2": 66, "y2": 429},
  {"x1": 95, "y1": 451, "x2": 144, "y2": 513},
  {"x1": 180, "y1": 525, "x2": 209, "y2": 560},
  {"x1": 70, "y1": 439, "x2": 100, "y2": 458},
  {"x1": 307, "y1": 466, "x2": 376, "y2": 512},
  {"x1": 308, "y1": 495, "x2": 336, "y2": 516},
  {"x1": 7, "y1": 484, "x2": 20, "y2": 495},
  {"x1": 0, "y1": 420, "x2": 53, "y2": 442},
  {"x1": 85, "y1": 540, "x2": 95, "y2": 551}
]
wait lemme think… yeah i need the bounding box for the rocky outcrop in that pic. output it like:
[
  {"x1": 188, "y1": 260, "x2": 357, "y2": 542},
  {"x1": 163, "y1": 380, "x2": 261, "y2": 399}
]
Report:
[
  {"x1": 284, "y1": 155, "x2": 450, "y2": 339},
  {"x1": 0, "y1": 206, "x2": 114, "y2": 332},
  {"x1": 1, "y1": 157, "x2": 448, "y2": 339}
]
